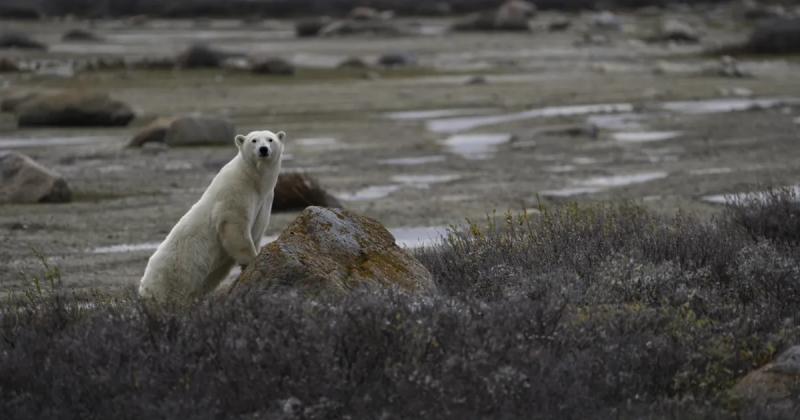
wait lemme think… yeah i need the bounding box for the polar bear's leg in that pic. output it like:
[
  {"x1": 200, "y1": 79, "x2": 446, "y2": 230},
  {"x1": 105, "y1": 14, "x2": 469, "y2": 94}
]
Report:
[
  {"x1": 219, "y1": 221, "x2": 258, "y2": 266},
  {"x1": 199, "y1": 259, "x2": 235, "y2": 295}
]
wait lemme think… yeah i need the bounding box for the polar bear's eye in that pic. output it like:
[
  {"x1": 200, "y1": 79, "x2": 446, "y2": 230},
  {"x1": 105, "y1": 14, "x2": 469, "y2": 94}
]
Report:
[
  {"x1": 268, "y1": 138, "x2": 273, "y2": 143},
  {"x1": 251, "y1": 139, "x2": 256, "y2": 143}
]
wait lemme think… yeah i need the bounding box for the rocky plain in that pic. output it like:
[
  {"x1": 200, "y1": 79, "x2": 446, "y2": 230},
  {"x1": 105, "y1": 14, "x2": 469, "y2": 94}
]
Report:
[{"x1": 1, "y1": 1, "x2": 800, "y2": 295}]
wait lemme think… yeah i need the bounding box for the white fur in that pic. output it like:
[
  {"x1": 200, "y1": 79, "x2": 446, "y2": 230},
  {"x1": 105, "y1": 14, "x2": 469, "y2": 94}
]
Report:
[{"x1": 138, "y1": 130, "x2": 286, "y2": 303}]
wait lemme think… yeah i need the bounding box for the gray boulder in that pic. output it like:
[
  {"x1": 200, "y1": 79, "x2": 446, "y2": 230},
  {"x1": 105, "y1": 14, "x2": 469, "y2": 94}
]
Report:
[
  {"x1": 238, "y1": 206, "x2": 437, "y2": 296},
  {"x1": 0, "y1": 32, "x2": 46, "y2": 50},
  {"x1": 746, "y1": 18, "x2": 800, "y2": 54},
  {"x1": 273, "y1": 173, "x2": 343, "y2": 212},
  {"x1": 129, "y1": 115, "x2": 235, "y2": 147},
  {"x1": 15, "y1": 91, "x2": 135, "y2": 127},
  {"x1": 251, "y1": 58, "x2": 295, "y2": 75},
  {"x1": 62, "y1": 29, "x2": 103, "y2": 42},
  {"x1": 657, "y1": 18, "x2": 701, "y2": 43},
  {"x1": 0, "y1": 152, "x2": 71, "y2": 204},
  {"x1": 176, "y1": 44, "x2": 233, "y2": 68},
  {"x1": 453, "y1": 0, "x2": 535, "y2": 32},
  {"x1": 164, "y1": 116, "x2": 235, "y2": 147},
  {"x1": 730, "y1": 345, "x2": 800, "y2": 407}
]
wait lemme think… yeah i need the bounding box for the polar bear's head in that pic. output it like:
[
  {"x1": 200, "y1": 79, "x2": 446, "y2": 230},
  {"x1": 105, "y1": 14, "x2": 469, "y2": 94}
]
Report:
[{"x1": 234, "y1": 130, "x2": 286, "y2": 166}]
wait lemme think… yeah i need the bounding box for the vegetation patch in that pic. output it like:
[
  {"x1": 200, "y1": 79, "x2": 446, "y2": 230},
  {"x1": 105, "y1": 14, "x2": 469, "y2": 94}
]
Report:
[{"x1": 3, "y1": 188, "x2": 800, "y2": 418}]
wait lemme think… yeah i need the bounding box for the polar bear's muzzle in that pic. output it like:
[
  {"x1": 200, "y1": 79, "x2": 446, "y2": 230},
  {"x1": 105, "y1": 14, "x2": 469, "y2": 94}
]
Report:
[{"x1": 258, "y1": 146, "x2": 270, "y2": 157}]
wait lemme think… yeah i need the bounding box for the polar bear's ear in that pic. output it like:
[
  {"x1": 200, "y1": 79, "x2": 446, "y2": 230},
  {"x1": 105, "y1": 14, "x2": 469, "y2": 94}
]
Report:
[
  {"x1": 276, "y1": 131, "x2": 286, "y2": 141},
  {"x1": 234, "y1": 134, "x2": 246, "y2": 147}
]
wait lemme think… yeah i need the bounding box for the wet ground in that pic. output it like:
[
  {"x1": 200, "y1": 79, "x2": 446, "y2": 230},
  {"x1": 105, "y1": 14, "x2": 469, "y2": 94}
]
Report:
[{"x1": 2, "y1": 10, "x2": 800, "y2": 293}]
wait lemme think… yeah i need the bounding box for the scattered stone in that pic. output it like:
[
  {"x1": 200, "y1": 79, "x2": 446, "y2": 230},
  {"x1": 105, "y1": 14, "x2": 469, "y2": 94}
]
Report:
[
  {"x1": 465, "y1": 75, "x2": 488, "y2": 85},
  {"x1": 453, "y1": 0, "x2": 534, "y2": 32},
  {"x1": 0, "y1": 5, "x2": 43, "y2": 20},
  {"x1": 414, "y1": 2, "x2": 452, "y2": 16},
  {"x1": 718, "y1": 86, "x2": 753, "y2": 97},
  {"x1": 708, "y1": 55, "x2": 750, "y2": 78},
  {"x1": 163, "y1": 115, "x2": 236, "y2": 147},
  {"x1": 251, "y1": 58, "x2": 295, "y2": 75},
  {"x1": 743, "y1": 0, "x2": 789, "y2": 21},
  {"x1": 176, "y1": 44, "x2": 233, "y2": 68},
  {"x1": 295, "y1": 17, "x2": 332, "y2": 37},
  {"x1": 62, "y1": 29, "x2": 103, "y2": 42},
  {"x1": 0, "y1": 32, "x2": 47, "y2": 50},
  {"x1": 578, "y1": 33, "x2": 612, "y2": 46},
  {"x1": 730, "y1": 345, "x2": 800, "y2": 405},
  {"x1": 378, "y1": 53, "x2": 417, "y2": 67},
  {"x1": 126, "y1": 15, "x2": 150, "y2": 26},
  {"x1": 0, "y1": 57, "x2": 19, "y2": 73},
  {"x1": 656, "y1": 18, "x2": 701, "y2": 43},
  {"x1": 238, "y1": 206, "x2": 437, "y2": 295},
  {"x1": 15, "y1": 91, "x2": 135, "y2": 127},
  {"x1": 337, "y1": 57, "x2": 369, "y2": 69},
  {"x1": 273, "y1": 173, "x2": 343, "y2": 212},
  {"x1": 348, "y1": 7, "x2": 383, "y2": 21},
  {"x1": 127, "y1": 117, "x2": 177, "y2": 147},
  {"x1": 548, "y1": 17, "x2": 572, "y2": 32},
  {"x1": 590, "y1": 11, "x2": 622, "y2": 32},
  {"x1": 220, "y1": 57, "x2": 252, "y2": 71},
  {"x1": 319, "y1": 19, "x2": 405, "y2": 37},
  {"x1": 746, "y1": 18, "x2": 800, "y2": 54},
  {"x1": 0, "y1": 152, "x2": 71, "y2": 204},
  {"x1": 1, "y1": 93, "x2": 39, "y2": 113},
  {"x1": 133, "y1": 56, "x2": 176, "y2": 70}
]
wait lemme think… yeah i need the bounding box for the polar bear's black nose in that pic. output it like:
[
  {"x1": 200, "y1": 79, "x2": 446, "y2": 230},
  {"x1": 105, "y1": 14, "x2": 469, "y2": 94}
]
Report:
[{"x1": 258, "y1": 146, "x2": 269, "y2": 157}]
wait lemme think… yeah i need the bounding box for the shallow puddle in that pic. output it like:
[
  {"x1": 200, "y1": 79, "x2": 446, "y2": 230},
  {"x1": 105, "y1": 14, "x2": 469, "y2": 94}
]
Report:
[
  {"x1": 688, "y1": 167, "x2": 733, "y2": 176},
  {"x1": 390, "y1": 226, "x2": 450, "y2": 248},
  {"x1": 295, "y1": 137, "x2": 338, "y2": 147},
  {"x1": 703, "y1": 185, "x2": 800, "y2": 205},
  {"x1": 587, "y1": 113, "x2": 647, "y2": 131},
  {"x1": 92, "y1": 242, "x2": 161, "y2": 254},
  {"x1": 336, "y1": 185, "x2": 403, "y2": 201},
  {"x1": 582, "y1": 172, "x2": 669, "y2": 188},
  {"x1": 385, "y1": 108, "x2": 497, "y2": 121},
  {"x1": 542, "y1": 171, "x2": 669, "y2": 197},
  {"x1": 613, "y1": 131, "x2": 682, "y2": 143},
  {"x1": 391, "y1": 174, "x2": 462, "y2": 188},
  {"x1": 660, "y1": 98, "x2": 797, "y2": 115},
  {"x1": 427, "y1": 103, "x2": 634, "y2": 134},
  {"x1": 0, "y1": 136, "x2": 111, "y2": 149},
  {"x1": 440, "y1": 133, "x2": 512, "y2": 159},
  {"x1": 378, "y1": 155, "x2": 446, "y2": 166}
]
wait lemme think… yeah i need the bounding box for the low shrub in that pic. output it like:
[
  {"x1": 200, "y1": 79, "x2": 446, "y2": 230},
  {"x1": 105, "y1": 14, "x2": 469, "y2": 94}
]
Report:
[{"x1": 3, "y1": 193, "x2": 800, "y2": 419}]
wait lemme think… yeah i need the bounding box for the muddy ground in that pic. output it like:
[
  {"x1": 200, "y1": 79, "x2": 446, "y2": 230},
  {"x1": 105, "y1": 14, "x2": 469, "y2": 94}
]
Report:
[{"x1": 1, "y1": 8, "x2": 800, "y2": 293}]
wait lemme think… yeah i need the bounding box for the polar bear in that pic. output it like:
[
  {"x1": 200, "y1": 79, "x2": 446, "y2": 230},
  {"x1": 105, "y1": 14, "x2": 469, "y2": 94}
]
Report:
[{"x1": 138, "y1": 130, "x2": 286, "y2": 304}]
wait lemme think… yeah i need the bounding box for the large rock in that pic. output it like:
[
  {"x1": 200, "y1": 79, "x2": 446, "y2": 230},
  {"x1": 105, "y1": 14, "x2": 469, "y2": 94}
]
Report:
[
  {"x1": 1, "y1": 93, "x2": 39, "y2": 113},
  {"x1": 164, "y1": 116, "x2": 235, "y2": 147},
  {"x1": 15, "y1": 91, "x2": 135, "y2": 127},
  {"x1": 238, "y1": 207, "x2": 437, "y2": 295},
  {"x1": 318, "y1": 19, "x2": 406, "y2": 37},
  {"x1": 128, "y1": 115, "x2": 234, "y2": 147},
  {"x1": 0, "y1": 152, "x2": 71, "y2": 204},
  {"x1": 251, "y1": 58, "x2": 295, "y2": 75},
  {"x1": 731, "y1": 345, "x2": 800, "y2": 405},
  {"x1": 453, "y1": 1, "x2": 535, "y2": 32},
  {"x1": 295, "y1": 17, "x2": 332, "y2": 37},
  {"x1": 273, "y1": 173, "x2": 343, "y2": 212},
  {"x1": 746, "y1": 18, "x2": 800, "y2": 54},
  {"x1": 62, "y1": 29, "x2": 103, "y2": 42},
  {"x1": 0, "y1": 32, "x2": 46, "y2": 50},
  {"x1": 0, "y1": 58, "x2": 19, "y2": 73},
  {"x1": 126, "y1": 117, "x2": 178, "y2": 147},
  {"x1": 176, "y1": 44, "x2": 233, "y2": 68},
  {"x1": 656, "y1": 18, "x2": 700, "y2": 43}
]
